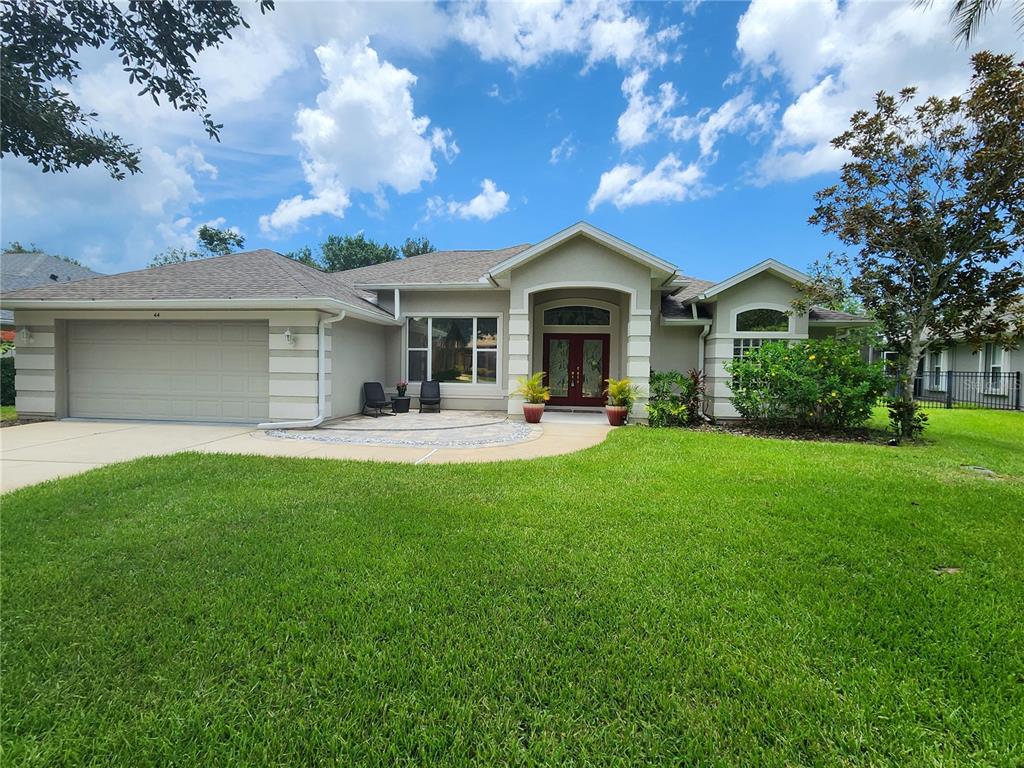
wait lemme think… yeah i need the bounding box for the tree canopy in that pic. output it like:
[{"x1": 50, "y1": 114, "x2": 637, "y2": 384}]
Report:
[
  {"x1": 150, "y1": 225, "x2": 245, "y2": 267},
  {"x1": 284, "y1": 235, "x2": 436, "y2": 272},
  {"x1": 1, "y1": 0, "x2": 274, "y2": 180},
  {"x1": 801, "y1": 52, "x2": 1024, "y2": 435}
]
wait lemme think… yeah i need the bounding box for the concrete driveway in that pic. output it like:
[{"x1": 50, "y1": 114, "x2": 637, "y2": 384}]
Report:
[{"x1": 1, "y1": 417, "x2": 611, "y2": 493}]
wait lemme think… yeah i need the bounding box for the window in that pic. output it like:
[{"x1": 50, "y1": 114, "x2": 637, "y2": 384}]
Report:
[
  {"x1": 542, "y1": 305, "x2": 611, "y2": 326},
  {"x1": 407, "y1": 317, "x2": 498, "y2": 384},
  {"x1": 882, "y1": 350, "x2": 900, "y2": 377},
  {"x1": 733, "y1": 338, "x2": 766, "y2": 359},
  {"x1": 736, "y1": 308, "x2": 788, "y2": 333},
  {"x1": 929, "y1": 349, "x2": 945, "y2": 390},
  {"x1": 983, "y1": 342, "x2": 1003, "y2": 388}
]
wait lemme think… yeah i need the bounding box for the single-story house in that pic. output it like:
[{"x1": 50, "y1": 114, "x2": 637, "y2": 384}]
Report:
[
  {"x1": 0, "y1": 222, "x2": 870, "y2": 425},
  {"x1": 1, "y1": 250, "x2": 103, "y2": 343}
]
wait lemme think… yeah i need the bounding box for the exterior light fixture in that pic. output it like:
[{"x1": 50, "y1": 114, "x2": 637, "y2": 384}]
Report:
[
  {"x1": 284, "y1": 328, "x2": 296, "y2": 346},
  {"x1": 17, "y1": 328, "x2": 33, "y2": 345}
]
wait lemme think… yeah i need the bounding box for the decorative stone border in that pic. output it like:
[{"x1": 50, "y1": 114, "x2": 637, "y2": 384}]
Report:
[{"x1": 266, "y1": 421, "x2": 540, "y2": 449}]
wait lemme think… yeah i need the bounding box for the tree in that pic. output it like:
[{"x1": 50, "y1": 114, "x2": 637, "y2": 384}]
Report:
[
  {"x1": 1, "y1": 0, "x2": 274, "y2": 180},
  {"x1": 921, "y1": 0, "x2": 1024, "y2": 45},
  {"x1": 400, "y1": 236, "x2": 435, "y2": 259},
  {"x1": 319, "y1": 234, "x2": 399, "y2": 272},
  {"x1": 802, "y1": 52, "x2": 1024, "y2": 438},
  {"x1": 150, "y1": 225, "x2": 245, "y2": 267},
  {"x1": 4, "y1": 241, "x2": 82, "y2": 265},
  {"x1": 284, "y1": 246, "x2": 320, "y2": 269}
]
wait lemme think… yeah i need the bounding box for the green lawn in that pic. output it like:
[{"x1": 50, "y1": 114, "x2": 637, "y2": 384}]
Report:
[
  {"x1": 2, "y1": 409, "x2": 1022, "y2": 766},
  {"x1": 0, "y1": 405, "x2": 16, "y2": 422}
]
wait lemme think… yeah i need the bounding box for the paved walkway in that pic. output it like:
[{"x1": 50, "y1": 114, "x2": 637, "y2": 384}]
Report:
[{"x1": 0, "y1": 415, "x2": 611, "y2": 493}]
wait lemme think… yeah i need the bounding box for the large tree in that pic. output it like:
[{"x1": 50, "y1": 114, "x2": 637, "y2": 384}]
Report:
[
  {"x1": 150, "y1": 224, "x2": 244, "y2": 267},
  {"x1": 1, "y1": 0, "x2": 273, "y2": 180},
  {"x1": 803, "y1": 52, "x2": 1024, "y2": 437},
  {"x1": 320, "y1": 234, "x2": 399, "y2": 273},
  {"x1": 400, "y1": 236, "x2": 435, "y2": 259}
]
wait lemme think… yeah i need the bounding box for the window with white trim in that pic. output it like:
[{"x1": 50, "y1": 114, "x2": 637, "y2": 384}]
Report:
[
  {"x1": 736, "y1": 308, "x2": 788, "y2": 333},
  {"x1": 929, "y1": 349, "x2": 945, "y2": 390},
  {"x1": 983, "y1": 342, "x2": 1003, "y2": 388},
  {"x1": 407, "y1": 317, "x2": 498, "y2": 384},
  {"x1": 733, "y1": 338, "x2": 767, "y2": 359}
]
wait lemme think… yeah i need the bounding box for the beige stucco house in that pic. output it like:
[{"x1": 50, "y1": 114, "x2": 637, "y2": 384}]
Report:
[{"x1": 0, "y1": 222, "x2": 869, "y2": 425}]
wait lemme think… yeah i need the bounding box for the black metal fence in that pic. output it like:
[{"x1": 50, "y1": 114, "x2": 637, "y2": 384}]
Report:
[{"x1": 891, "y1": 371, "x2": 1022, "y2": 411}]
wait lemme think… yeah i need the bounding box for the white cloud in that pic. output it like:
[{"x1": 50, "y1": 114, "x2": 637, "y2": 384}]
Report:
[
  {"x1": 588, "y1": 154, "x2": 705, "y2": 211},
  {"x1": 736, "y1": 0, "x2": 1022, "y2": 181},
  {"x1": 549, "y1": 134, "x2": 578, "y2": 164},
  {"x1": 616, "y1": 69, "x2": 680, "y2": 149},
  {"x1": 260, "y1": 38, "x2": 454, "y2": 233},
  {"x1": 452, "y1": 1, "x2": 678, "y2": 70},
  {"x1": 426, "y1": 179, "x2": 510, "y2": 221},
  {"x1": 694, "y1": 90, "x2": 776, "y2": 158}
]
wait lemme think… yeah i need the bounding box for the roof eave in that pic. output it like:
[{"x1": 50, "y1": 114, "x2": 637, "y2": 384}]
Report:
[
  {"x1": 351, "y1": 282, "x2": 496, "y2": 291},
  {"x1": 0, "y1": 297, "x2": 401, "y2": 325}
]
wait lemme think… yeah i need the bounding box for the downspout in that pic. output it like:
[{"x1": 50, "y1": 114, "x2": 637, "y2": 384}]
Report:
[
  {"x1": 258, "y1": 311, "x2": 347, "y2": 430},
  {"x1": 698, "y1": 320, "x2": 712, "y2": 421}
]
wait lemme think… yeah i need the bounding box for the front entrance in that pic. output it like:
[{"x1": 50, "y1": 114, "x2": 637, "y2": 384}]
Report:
[{"x1": 542, "y1": 333, "x2": 610, "y2": 407}]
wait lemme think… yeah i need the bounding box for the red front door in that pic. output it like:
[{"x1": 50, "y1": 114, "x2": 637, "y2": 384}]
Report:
[{"x1": 542, "y1": 333, "x2": 610, "y2": 407}]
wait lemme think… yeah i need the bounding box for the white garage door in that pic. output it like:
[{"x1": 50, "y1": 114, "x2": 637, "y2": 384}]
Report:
[{"x1": 68, "y1": 320, "x2": 269, "y2": 423}]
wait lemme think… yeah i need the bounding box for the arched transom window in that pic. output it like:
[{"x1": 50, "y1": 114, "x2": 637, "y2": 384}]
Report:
[
  {"x1": 543, "y1": 305, "x2": 611, "y2": 326},
  {"x1": 736, "y1": 308, "x2": 788, "y2": 333}
]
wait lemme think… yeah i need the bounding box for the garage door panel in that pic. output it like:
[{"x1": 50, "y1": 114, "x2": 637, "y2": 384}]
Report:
[{"x1": 68, "y1": 321, "x2": 269, "y2": 423}]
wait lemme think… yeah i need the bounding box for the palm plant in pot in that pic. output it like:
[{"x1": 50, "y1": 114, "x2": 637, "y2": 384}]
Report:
[
  {"x1": 514, "y1": 372, "x2": 550, "y2": 423},
  {"x1": 605, "y1": 377, "x2": 639, "y2": 426}
]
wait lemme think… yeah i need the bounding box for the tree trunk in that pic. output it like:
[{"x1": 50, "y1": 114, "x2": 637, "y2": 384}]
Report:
[{"x1": 900, "y1": 335, "x2": 925, "y2": 438}]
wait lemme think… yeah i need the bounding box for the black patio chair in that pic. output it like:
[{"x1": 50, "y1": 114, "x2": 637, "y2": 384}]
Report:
[
  {"x1": 419, "y1": 380, "x2": 441, "y2": 413},
  {"x1": 362, "y1": 382, "x2": 395, "y2": 417}
]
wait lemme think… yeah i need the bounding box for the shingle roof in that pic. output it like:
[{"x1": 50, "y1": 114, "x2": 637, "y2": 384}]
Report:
[
  {"x1": 0, "y1": 249, "x2": 389, "y2": 317},
  {"x1": 808, "y1": 307, "x2": 870, "y2": 323},
  {"x1": 339, "y1": 244, "x2": 532, "y2": 285},
  {"x1": 1, "y1": 252, "x2": 104, "y2": 323},
  {"x1": 661, "y1": 277, "x2": 717, "y2": 317}
]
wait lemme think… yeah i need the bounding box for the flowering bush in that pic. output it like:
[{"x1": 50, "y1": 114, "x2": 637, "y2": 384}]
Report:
[{"x1": 725, "y1": 338, "x2": 886, "y2": 432}]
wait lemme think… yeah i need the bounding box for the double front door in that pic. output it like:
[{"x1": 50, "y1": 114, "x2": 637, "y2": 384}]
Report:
[{"x1": 542, "y1": 333, "x2": 610, "y2": 407}]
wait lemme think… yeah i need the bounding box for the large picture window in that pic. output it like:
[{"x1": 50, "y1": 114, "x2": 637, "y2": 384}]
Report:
[
  {"x1": 407, "y1": 317, "x2": 498, "y2": 384},
  {"x1": 736, "y1": 308, "x2": 788, "y2": 333}
]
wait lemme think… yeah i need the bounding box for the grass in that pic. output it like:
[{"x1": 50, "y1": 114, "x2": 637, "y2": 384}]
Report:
[
  {"x1": 2, "y1": 409, "x2": 1023, "y2": 766},
  {"x1": 0, "y1": 405, "x2": 16, "y2": 422}
]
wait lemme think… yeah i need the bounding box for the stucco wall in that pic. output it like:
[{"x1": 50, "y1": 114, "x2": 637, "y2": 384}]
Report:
[
  {"x1": 330, "y1": 317, "x2": 388, "y2": 417},
  {"x1": 650, "y1": 322, "x2": 703, "y2": 373}
]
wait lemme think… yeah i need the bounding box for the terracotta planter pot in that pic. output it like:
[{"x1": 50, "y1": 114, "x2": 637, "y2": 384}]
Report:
[
  {"x1": 522, "y1": 403, "x2": 545, "y2": 423},
  {"x1": 605, "y1": 405, "x2": 629, "y2": 426}
]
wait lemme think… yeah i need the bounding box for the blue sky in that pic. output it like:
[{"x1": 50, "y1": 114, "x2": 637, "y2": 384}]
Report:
[{"x1": 2, "y1": 0, "x2": 1019, "y2": 281}]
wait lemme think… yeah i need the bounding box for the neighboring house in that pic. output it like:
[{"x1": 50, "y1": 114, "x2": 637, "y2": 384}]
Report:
[
  {"x1": 0, "y1": 222, "x2": 870, "y2": 425},
  {"x1": 866, "y1": 301, "x2": 1023, "y2": 410},
  {"x1": 1, "y1": 251, "x2": 103, "y2": 343}
]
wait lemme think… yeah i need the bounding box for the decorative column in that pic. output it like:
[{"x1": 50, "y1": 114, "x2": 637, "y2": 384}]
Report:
[
  {"x1": 506, "y1": 308, "x2": 530, "y2": 417},
  {"x1": 626, "y1": 296, "x2": 652, "y2": 421}
]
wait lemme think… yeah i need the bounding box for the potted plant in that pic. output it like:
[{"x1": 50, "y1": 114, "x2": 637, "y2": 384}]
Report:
[
  {"x1": 514, "y1": 372, "x2": 550, "y2": 423},
  {"x1": 396, "y1": 380, "x2": 408, "y2": 397},
  {"x1": 605, "y1": 377, "x2": 639, "y2": 426}
]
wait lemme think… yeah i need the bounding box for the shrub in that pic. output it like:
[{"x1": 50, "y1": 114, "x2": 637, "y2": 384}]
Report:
[
  {"x1": 887, "y1": 398, "x2": 928, "y2": 442},
  {"x1": 647, "y1": 369, "x2": 706, "y2": 427},
  {"x1": 0, "y1": 356, "x2": 14, "y2": 406},
  {"x1": 725, "y1": 338, "x2": 887, "y2": 433}
]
